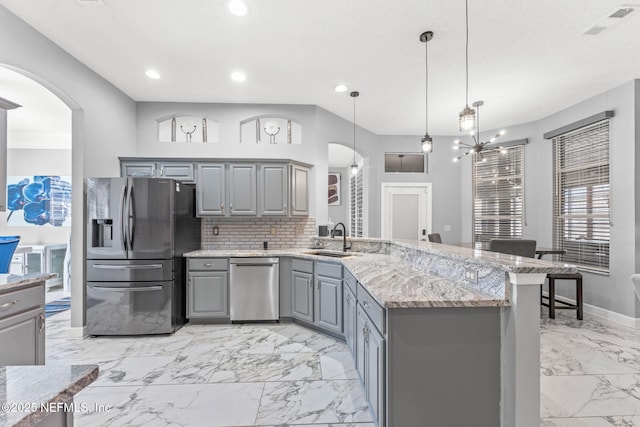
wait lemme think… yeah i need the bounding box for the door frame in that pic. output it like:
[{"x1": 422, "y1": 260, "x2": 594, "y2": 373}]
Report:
[{"x1": 380, "y1": 182, "x2": 433, "y2": 240}]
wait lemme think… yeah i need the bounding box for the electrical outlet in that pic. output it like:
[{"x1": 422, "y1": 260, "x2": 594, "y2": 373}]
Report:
[
  {"x1": 464, "y1": 267, "x2": 478, "y2": 283},
  {"x1": 270, "y1": 225, "x2": 277, "y2": 235},
  {"x1": 295, "y1": 225, "x2": 304, "y2": 236},
  {"x1": 444, "y1": 225, "x2": 452, "y2": 232},
  {"x1": 212, "y1": 226, "x2": 219, "y2": 235}
]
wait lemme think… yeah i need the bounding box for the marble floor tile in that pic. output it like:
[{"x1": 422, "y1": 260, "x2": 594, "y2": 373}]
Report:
[
  {"x1": 274, "y1": 324, "x2": 349, "y2": 354},
  {"x1": 541, "y1": 416, "x2": 640, "y2": 426},
  {"x1": 255, "y1": 380, "x2": 372, "y2": 425},
  {"x1": 320, "y1": 351, "x2": 359, "y2": 380},
  {"x1": 207, "y1": 352, "x2": 321, "y2": 383},
  {"x1": 89, "y1": 356, "x2": 178, "y2": 386},
  {"x1": 180, "y1": 326, "x2": 278, "y2": 356},
  {"x1": 75, "y1": 383, "x2": 264, "y2": 427},
  {"x1": 541, "y1": 374, "x2": 640, "y2": 418}
]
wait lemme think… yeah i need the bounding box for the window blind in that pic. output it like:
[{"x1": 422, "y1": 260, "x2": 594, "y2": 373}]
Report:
[
  {"x1": 350, "y1": 164, "x2": 364, "y2": 237},
  {"x1": 552, "y1": 119, "x2": 610, "y2": 273},
  {"x1": 472, "y1": 146, "x2": 524, "y2": 249}
]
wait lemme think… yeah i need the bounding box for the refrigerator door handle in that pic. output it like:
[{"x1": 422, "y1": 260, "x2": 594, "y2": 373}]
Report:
[
  {"x1": 127, "y1": 184, "x2": 135, "y2": 250},
  {"x1": 92, "y1": 264, "x2": 164, "y2": 270},
  {"x1": 121, "y1": 184, "x2": 128, "y2": 252},
  {"x1": 92, "y1": 285, "x2": 164, "y2": 292}
]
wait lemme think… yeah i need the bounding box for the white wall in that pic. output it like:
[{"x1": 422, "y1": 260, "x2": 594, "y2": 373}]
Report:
[
  {"x1": 0, "y1": 5, "x2": 137, "y2": 330},
  {"x1": 0, "y1": 148, "x2": 72, "y2": 244},
  {"x1": 461, "y1": 80, "x2": 638, "y2": 318}
]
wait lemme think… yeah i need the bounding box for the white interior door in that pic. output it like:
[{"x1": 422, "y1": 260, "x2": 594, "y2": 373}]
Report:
[{"x1": 381, "y1": 183, "x2": 432, "y2": 240}]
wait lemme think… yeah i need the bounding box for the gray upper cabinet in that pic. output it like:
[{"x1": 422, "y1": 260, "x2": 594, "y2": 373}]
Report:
[
  {"x1": 158, "y1": 162, "x2": 195, "y2": 181},
  {"x1": 122, "y1": 162, "x2": 156, "y2": 177},
  {"x1": 290, "y1": 164, "x2": 309, "y2": 216},
  {"x1": 229, "y1": 164, "x2": 257, "y2": 216},
  {"x1": 121, "y1": 158, "x2": 310, "y2": 217},
  {"x1": 197, "y1": 163, "x2": 226, "y2": 216},
  {"x1": 121, "y1": 161, "x2": 194, "y2": 181},
  {"x1": 259, "y1": 164, "x2": 288, "y2": 216}
]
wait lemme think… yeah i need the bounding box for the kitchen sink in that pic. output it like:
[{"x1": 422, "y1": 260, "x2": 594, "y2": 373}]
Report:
[{"x1": 304, "y1": 250, "x2": 358, "y2": 258}]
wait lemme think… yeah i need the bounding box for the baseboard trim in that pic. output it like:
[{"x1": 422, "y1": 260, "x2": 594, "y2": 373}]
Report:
[
  {"x1": 67, "y1": 325, "x2": 87, "y2": 338},
  {"x1": 541, "y1": 291, "x2": 640, "y2": 328}
]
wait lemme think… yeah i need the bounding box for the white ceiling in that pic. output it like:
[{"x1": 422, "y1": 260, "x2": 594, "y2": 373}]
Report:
[{"x1": 1, "y1": 0, "x2": 639, "y2": 136}]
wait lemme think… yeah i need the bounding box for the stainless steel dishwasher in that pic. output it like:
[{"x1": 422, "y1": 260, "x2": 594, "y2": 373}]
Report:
[{"x1": 229, "y1": 257, "x2": 279, "y2": 321}]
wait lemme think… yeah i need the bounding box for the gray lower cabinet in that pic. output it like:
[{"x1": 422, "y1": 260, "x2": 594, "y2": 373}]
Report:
[
  {"x1": 0, "y1": 284, "x2": 45, "y2": 365},
  {"x1": 187, "y1": 259, "x2": 229, "y2": 319},
  {"x1": 197, "y1": 163, "x2": 226, "y2": 216},
  {"x1": 343, "y1": 285, "x2": 357, "y2": 357},
  {"x1": 292, "y1": 270, "x2": 314, "y2": 323},
  {"x1": 291, "y1": 260, "x2": 343, "y2": 336},
  {"x1": 229, "y1": 164, "x2": 257, "y2": 215},
  {"x1": 259, "y1": 164, "x2": 288, "y2": 216},
  {"x1": 315, "y1": 275, "x2": 342, "y2": 334},
  {"x1": 356, "y1": 303, "x2": 385, "y2": 427}
]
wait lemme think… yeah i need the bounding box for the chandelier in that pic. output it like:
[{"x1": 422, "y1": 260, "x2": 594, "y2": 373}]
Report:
[{"x1": 452, "y1": 100, "x2": 506, "y2": 162}]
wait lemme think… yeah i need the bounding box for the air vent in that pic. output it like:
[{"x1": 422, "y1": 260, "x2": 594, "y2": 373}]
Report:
[
  {"x1": 584, "y1": 26, "x2": 607, "y2": 35},
  {"x1": 584, "y1": 4, "x2": 638, "y2": 35},
  {"x1": 609, "y1": 7, "x2": 634, "y2": 18}
]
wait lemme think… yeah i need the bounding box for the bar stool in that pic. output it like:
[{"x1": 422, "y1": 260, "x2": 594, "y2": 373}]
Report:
[{"x1": 542, "y1": 273, "x2": 583, "y2": 320}]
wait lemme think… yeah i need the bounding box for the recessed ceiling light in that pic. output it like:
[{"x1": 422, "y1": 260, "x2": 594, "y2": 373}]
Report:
[
  {"x1": 334, "y1": 84, "x2": 348, "y2": 93},
  {"x1": 231, "y1": 71, "x2": 246, "y2": 82},
  {"x1": 145, "y1": 70, "x2": 160, "y2": 79},
  {"x1": 229, "y1": 0, "x2": 248, "y2": 16}
]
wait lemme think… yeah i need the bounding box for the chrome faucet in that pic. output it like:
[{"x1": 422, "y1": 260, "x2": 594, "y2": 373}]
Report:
[{"x1": 331, "y1": 222, "x2": 351, "y2": 252}]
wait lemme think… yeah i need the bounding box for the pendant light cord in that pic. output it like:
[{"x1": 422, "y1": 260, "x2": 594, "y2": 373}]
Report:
[
  {"x1": 353, "y1": 95, "x2": 356, "y2": 164},
  {"x1": 465, "y1": 0, "x2": 469, "y2": 107},
  {"x1": 425, "y1": 36, "x2": 429, "y2": 134}
]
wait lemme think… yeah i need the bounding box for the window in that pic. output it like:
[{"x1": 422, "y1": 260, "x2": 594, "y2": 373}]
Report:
[
  {"x1": 553, "y1": 120, "x2": 610, "y2": 273},
  {"x1": 384, "y1": 153, "x2": 426, "y2": 173},
  {"x1": 350, "y1": 161, "x2": 364, "y2": 237},
  {"x1": 472, "y1": 146, "x2": 524, "y2": 249}
]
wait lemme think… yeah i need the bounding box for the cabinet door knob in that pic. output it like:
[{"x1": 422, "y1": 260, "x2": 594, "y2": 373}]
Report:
[
  {"x1": 307, "y1": 278, "x2": 312, "y2": 287},
  {"x1": 362, "y1": 301, "x2": 371, "y2": 309},
  {"x1": 39, "y1": 312, "x2": 45, "y2": 332}
]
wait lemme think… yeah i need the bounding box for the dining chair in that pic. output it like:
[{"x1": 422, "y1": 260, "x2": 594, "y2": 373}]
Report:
[
  {"x1": 427, "y1": 233, "x2": 442, "y2": 243},
  {"x1": 487, "y1": 239, "x2": 536, "y2": 258}
]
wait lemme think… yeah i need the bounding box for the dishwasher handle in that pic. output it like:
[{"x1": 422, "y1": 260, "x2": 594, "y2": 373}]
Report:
[{"x1": 233, "y1": 263, "x2": 277, "y2": 268}]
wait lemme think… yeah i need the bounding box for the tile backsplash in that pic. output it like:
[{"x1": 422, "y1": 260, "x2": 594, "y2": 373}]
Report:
[{"x1": 202, "y1": 217, "x2": 317, "y2": 250}]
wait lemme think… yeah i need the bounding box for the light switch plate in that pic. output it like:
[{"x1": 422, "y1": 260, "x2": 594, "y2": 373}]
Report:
[{"x1": 444, "y1": 225, "x2": 452, "y2": 232}]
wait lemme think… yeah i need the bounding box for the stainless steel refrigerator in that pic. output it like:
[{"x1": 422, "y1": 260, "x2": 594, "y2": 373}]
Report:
[{"x1": 85, "y1": 177, "x2": 200, "y2": 335}]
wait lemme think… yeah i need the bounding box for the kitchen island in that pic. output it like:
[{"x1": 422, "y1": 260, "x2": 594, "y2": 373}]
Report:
[
  {"x1": 185, "y1": 238, "x2": 576, "y2": 427},
  {"x1": 0, "y1": 364, "x2": 98, "y2": 427},
  {"x1": 0, "y1": 273, "x2": 56, "y2": 366}
]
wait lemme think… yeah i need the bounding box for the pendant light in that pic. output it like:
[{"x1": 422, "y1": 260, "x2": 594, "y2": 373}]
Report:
[
  {"x1": 420, "y1": 30, "x2": 434, "y2": 153},
  {"x1": 452, "y1": 100, "x2": 506, "y2": 162},
  {"x1": 458, "y1": 0, "x2": 476, "y2": 132},
  {"x1": 350, "y1": 91, "x2": 359, "y2": 175}
]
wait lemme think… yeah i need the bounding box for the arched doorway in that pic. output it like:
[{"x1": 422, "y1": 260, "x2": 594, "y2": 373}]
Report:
[
  {"x1": 1, "y1": 64, "x2": 84, "y2": 333},
  {"x1": 327, "y1": 142, "x2": 368, "y2": 237}
]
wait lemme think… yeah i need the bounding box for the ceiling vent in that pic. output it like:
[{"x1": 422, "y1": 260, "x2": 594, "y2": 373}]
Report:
[{"x1": 584, "y1": 5, "x2": 638, "y2": 35}]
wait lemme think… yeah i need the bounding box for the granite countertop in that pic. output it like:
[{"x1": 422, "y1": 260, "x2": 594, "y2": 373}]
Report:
[
  {"x1": 0, "y1": 365, "x2": 98, "y2": 427},
  {"x1": 185, "y1": 248, "x2": 516, "y2": 308},
  {"x1": 0, "y1": 274, "x2": 57, "y2": 293}
]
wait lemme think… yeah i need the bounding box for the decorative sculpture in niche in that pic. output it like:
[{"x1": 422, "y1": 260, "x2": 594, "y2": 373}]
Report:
[
  {"x1": 157, "y1": 116, "x2": 219, "y2": 143},
  {"x1": 240, "y1": 115, "x2": 302, "y2": 144}
]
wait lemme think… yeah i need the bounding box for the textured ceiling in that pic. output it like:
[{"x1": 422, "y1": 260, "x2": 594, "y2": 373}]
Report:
[{"x1": 1, "y1": 0, "x2": 639, "y2": 136}]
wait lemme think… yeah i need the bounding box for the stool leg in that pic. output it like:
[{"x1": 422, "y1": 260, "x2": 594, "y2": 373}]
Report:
[
  {"x1": 577, "y1": 277, "x2": 583, "y2": 320},
  {"x1": 548, "y1": 278, "x2": 556, "y2": 319}
]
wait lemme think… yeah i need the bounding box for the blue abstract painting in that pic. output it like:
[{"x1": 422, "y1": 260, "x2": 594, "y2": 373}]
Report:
[{"x1": 7, "y1": 176, "x2": 72, "y2": 227}]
